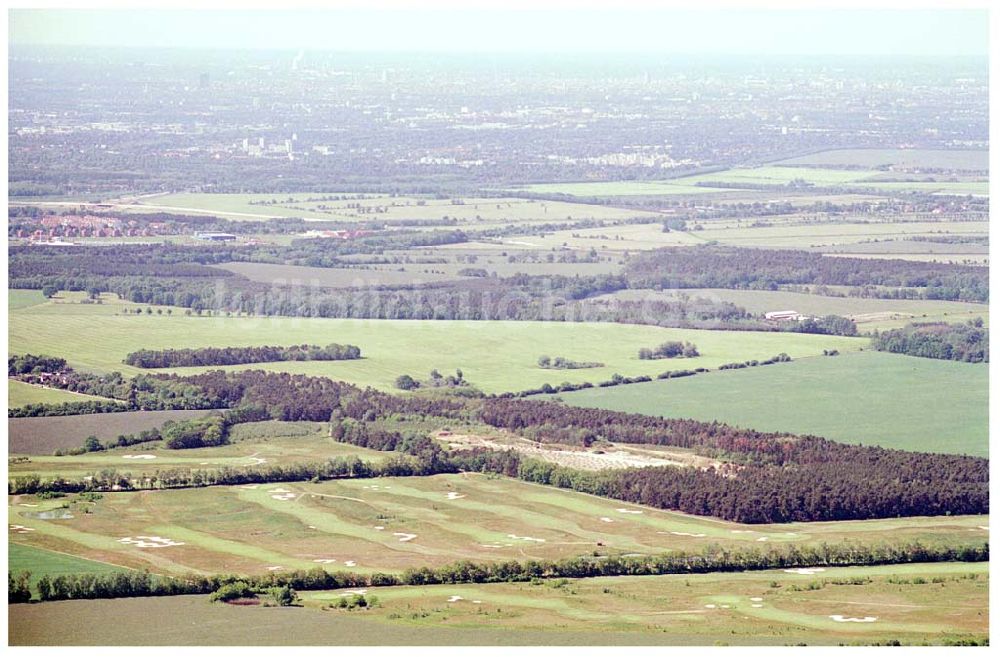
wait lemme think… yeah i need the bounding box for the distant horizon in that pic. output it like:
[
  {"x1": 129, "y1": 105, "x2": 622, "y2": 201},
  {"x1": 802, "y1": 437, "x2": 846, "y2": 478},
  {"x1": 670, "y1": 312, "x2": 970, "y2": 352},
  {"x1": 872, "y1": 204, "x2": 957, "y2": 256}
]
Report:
[{"x1": 8, "y1": 9, "x2": 990, "y2": 57}]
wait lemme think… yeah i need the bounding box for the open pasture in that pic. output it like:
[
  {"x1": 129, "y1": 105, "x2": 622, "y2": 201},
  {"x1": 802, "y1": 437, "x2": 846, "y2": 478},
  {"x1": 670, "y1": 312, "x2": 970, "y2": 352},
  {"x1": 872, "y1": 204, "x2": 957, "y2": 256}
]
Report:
[
  {"x1": 8, "y1": 289, "x2": 46, "y2": 311},
  {"x1": 560, "y1": 350, "x2": 988, "y2": 457},
  {"x1": 7, "y1": 474, "x2": 989, "y2": 577},
  {"x1": 9, "y1": 299, "x2": 865, "y2": 394},
  {"x1": 774, "y1": 149, "x2": 989, "y2": 172}
]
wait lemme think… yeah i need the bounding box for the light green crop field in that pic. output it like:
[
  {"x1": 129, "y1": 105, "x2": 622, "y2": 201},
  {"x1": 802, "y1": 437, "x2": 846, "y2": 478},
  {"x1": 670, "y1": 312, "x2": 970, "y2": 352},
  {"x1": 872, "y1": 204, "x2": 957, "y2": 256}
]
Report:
[
  {"x1": 8, "y1": 380, "x2": 114, "y2": 409},
  {"x1": 8, "y1": 298, "x2": 865, "y2": 394},
  {"x1": 511, "y1": 180, "x2": 732, "y2": 197},
  {"x1": 774, "y1": 148, "x2": 989, "y2": 171},
  {"x1": 560, "y1": 351, "x2": 988, "y2": 457},
  {"x1": 450, "y1": 218, "x2": 988, "y2": 255},
  {"x1": 134, "y1": 193, "x2": 661, "y2": 224},
  {"x1": 678, "y1": 166, "x2": 872, "y2": 186},
  {"x1": 597, "y1": 288, "x2": 989, "y2": 330},
  {"x1": 9, "y1": 423, "x2": 391, "y2": 480},
  {"x1": 8, "y1": 289, "x2": 47, "y2": 311},
  {"x1": 9, "y1": 542, "x2": 132, "y2": 588},
  {"x1": 8, "y1": 474, "x2": 989, "y2": 578},
  {"x1": 851, "y1": 181, "x2": 989, "y2": 196},
  {"x1": 9, "y1": 562, "x2": 988, "y2": 645}
]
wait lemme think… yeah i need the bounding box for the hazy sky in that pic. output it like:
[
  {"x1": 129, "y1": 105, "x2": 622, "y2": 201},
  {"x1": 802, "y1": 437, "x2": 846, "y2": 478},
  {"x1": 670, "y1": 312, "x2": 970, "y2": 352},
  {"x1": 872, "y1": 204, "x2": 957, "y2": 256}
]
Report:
[{"x1": 8, "y1": 8, "x2": 989, "y2": 56}]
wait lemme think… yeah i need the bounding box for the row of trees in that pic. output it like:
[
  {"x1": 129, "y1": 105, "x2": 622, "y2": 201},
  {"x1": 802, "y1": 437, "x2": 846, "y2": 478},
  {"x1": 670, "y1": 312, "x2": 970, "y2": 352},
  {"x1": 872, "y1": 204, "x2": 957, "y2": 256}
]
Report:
[
  {"x1": 124, "y1": 343, "x2": 362, "y2": 368},
  {"x1": 537, "y1": 355, "x2": 604, "y2": 369},
  {"x1": 11, "y1": 541, "x2": 988, "y2": 603},
  {"x1": 625, "y1": 246, "x2": 989, "y2": 303}
]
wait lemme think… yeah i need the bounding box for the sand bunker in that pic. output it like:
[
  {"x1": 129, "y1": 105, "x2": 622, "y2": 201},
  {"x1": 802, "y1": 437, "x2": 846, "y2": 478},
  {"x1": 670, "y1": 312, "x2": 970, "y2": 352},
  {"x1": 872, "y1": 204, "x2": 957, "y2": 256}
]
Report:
[
  {"x1": 19, "y1": 504, "x2": 39, "y2": 508},
  {"x1": 783, "y1": 567, "x2": 826, "y2": 575},
  {"x1": 666, "y1": 531, "x2": 706, "y2": 538},
  {"x1": 271, "y1": 488, "x2": 291, "y2": 493},
  {"x1": 730, "y1": 530, "x2": 755, "y2": 534},
  {"x1": 447, "y1": 596, "x2": 464, "y2": 603},
  {"x1": 704, "y1": 604, "x2": 716, "y2": 609},
  {"x1": 338, "y1": 589, "x2": 367, "y2": 596},
  {"x1": 313, "y1": 559, "x2": 336, "y2": 564},
  {"x1": 446, "y1": 492, "x2": 466, "y2": 500},
  {"x1": 599, "y1": 517, "x2": 614, "y2": 523},
  {"x1": 374, "y1": 526, "x2": 385, "y2": 531},
  {"x1": 271, "y1": 492, "x2": 296, "y2": 501},
  {"x1": 393, "y1": 532, "x2": 417, "y2": 542},
  {"x1": 10, "y1": 524, "x2": 35, "y2": 534},
  {"x1": 481, "y1": 543, "x2": 513, "y2": 548},
  {"x1": 830, "y1": 615, "x2": 877, "y2": 623},
  {"x1": 344, "y1": 560, "x2": 357, "y2": 567},
  {"x1": 119, "y1": 535, "x2": 185, "y2": 548},
  {"x1": 756, "y1": 537, "x2": 769, "y2": 542},
  {"x1": 267, "y1": 566, "x2": 283, "y2": 571},
  {"x1": 978, "y1": 526, "x2": 989, "y2": 531},
  {"x1": 507, "y1": 533, "x2": 545, "y2": 543},
  {"x1": 750, "y1": 597, "x2": 763, "y2": 602},
  {"x1": 752, "y1": 604, "x2": 763, "y2": 608},
  {"x1": 616, "y1": 508, "x2": 642, "y2": 515},
  {"x1": 239, "y1": 485, "x2": 259, "y2": 490},
  {"x1": 122, "y1": 454, "x2": 156, "y2": 460}
]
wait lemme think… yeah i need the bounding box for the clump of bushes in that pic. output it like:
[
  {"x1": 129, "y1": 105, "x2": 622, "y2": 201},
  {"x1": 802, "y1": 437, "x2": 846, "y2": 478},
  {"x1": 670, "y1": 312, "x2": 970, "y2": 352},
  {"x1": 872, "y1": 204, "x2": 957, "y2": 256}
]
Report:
[{"x1": 638, "y1": 341, "x2": 699, "y2": 360}]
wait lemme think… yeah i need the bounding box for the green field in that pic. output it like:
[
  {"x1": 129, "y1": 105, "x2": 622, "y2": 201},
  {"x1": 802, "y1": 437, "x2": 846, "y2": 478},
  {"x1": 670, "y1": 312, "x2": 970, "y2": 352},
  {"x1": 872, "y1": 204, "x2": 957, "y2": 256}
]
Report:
[
  {"x1": 8, "y1": 380, "x2": 114, "y2": 409},
  {"x1": 9, "y1": 542, "x2": 132, "y2": 588},
  {"x1": 8, "y1": 289, "x2": 47, "y2": 311},
  {"x1": 132, "y1": 193, "x2": 661, "y2": 225},
  {"x1": 597, "y1": 288, "x2": 989, "y2": 331},
  {"x1": 513, "y1": 180, "x2": 730, "y2": 197},
  {"x1": 8, "y1": 474, "x2": 989, "y2": 578},
  {"x1": 10, "y1": 562, "x2": 988, "y2": 646},
  {"x1": 774, "y1": 149, "x2": 989, "y2": 171},
  {"x1": 8, "y1": 298, "x2": 865, "y2": 394},
  {"x1": 560, "y1": 351, "x2": 988, "y2": 457}
]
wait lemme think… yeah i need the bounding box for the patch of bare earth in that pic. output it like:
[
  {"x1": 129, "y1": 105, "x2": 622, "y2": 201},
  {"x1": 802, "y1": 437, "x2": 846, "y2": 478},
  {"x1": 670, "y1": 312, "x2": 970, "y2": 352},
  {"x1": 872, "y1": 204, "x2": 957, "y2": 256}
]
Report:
[{"x1": 436, "y1": 431, "x2": 720, "y2": 471}]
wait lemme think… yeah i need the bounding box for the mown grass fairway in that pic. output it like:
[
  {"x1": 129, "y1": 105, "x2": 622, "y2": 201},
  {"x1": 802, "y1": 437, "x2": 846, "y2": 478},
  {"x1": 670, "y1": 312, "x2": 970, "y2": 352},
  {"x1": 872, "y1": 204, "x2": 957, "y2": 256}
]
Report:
[
  {"x1": 9, "y1": 422, "x2": 390, "y2": 478},
  {"x1": 7, "y1": 474, "x2": 989, "y2": 578},
  {"x1": 560, "y1": 351, "x2": 988, "y2": 457},
  {"x1": 300, "y1": 562, "x2": 988, "y2": 644},
  {"x1": 9, "y1": 563, "x2": 988, "y2": 645},
  {"x1": 8, "y1": 298, "x2": 865, "y2": 393}
]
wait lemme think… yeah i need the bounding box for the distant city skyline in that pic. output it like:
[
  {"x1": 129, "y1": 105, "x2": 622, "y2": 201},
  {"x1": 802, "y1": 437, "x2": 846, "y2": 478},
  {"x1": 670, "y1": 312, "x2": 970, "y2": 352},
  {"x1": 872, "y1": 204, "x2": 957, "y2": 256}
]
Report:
[{"x1": 8, "y1": 8, "x2": 990, "y2": 57}]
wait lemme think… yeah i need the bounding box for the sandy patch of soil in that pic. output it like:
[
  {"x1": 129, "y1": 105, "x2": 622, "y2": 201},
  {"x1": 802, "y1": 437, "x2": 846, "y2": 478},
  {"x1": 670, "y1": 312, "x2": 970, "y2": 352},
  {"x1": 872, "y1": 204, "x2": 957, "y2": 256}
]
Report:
[
  {"x1": 830, "y1": 615, "x2": 877, "y2": 623},
  {"x1": 438, "y1": 431, "x2": 716, "y2": 472},
  {"x1": 784, "y1": 567, "x2": 826, "y2": 575},
  {"x1": 119, "y1": 535, "x2": 184, "y2": 548}
]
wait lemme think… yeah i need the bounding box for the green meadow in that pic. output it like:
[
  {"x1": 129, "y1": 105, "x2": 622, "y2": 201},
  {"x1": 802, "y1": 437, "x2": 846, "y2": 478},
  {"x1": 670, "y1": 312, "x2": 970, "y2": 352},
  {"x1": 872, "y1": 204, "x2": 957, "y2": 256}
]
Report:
[
  {"x1": 560, "y1": 351, "x2": 988, "y2": 457},
  {"x1": 8, "y1": 297, "x2": 865, "y2": 394}
]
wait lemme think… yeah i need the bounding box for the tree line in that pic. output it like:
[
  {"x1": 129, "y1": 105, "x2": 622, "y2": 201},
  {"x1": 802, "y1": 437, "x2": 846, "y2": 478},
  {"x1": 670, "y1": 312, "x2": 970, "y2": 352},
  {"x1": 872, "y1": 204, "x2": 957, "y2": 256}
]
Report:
[
  {"x1": 872, "y1": 319, "x2": 988, "y2": 363},
  {"x1": 11, "y1": 540, "x2": 987, "y2": 603},
  {"x1": 124, "y1": 343, "x2": 362, "y2": 368}
]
